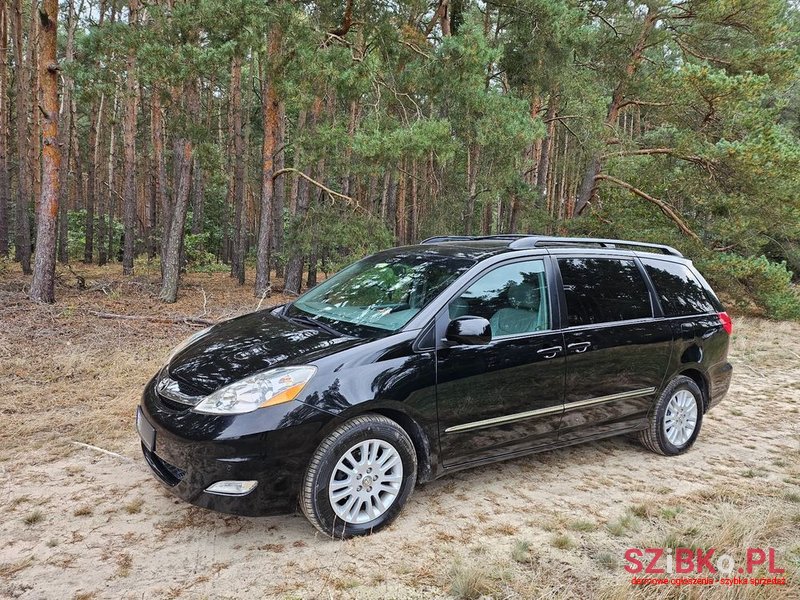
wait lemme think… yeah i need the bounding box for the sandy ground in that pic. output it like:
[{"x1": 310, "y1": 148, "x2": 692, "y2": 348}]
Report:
[{"x1": 1, "y1": 263, "x2": 799, "y2": 600}]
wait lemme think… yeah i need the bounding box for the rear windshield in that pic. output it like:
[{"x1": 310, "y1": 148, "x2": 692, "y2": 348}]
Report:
[
  {"x1": 288, "y1": 250, "x2": 475, "y2": 337},
  {"x1": 641, "y1": 259, "x2": 715, "y2": 317}
]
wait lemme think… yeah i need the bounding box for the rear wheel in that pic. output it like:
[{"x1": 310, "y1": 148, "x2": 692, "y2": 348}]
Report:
[
  {"x1": 301, "y1": 414, "x2": 417, "y2": 538},
  {"x1": 639, "y1": 376, "x2": 703, "y2": 456}
]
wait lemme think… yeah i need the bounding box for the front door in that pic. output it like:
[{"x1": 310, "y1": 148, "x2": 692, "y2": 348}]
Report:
[
  {"x1": 436, "y1": 258, "x2": 566, "y2": 466},
  {"x1": 554, "y1": 256, "x2": 672, "y2": 442}
]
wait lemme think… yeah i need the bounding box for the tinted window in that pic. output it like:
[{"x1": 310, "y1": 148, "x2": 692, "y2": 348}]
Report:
[
  {"x1": 641, "y1": 259, "x2": 715, "y2": 317},
  {"x1": 449, "y1": 260, "x2": 550, "y2": 338},
  {"x1": 559, "y1": 258, "x2": 652, "y2": 326}
]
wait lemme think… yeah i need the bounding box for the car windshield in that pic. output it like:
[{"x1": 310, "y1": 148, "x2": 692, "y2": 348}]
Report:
[{"x1": 286, "y1": 250, "x2": 475, "y2": 338}]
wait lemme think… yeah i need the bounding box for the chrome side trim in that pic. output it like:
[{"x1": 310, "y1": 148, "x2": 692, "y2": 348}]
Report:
[
  {"x1": 443, "y1": 386, "x2": 656, "y2": 434},
  {"x1": 563, "y1": 387, "x2": 656, "y2": 411},
  {"x1": 444, "y1": 404, "x2": 564, "y2": 434}
]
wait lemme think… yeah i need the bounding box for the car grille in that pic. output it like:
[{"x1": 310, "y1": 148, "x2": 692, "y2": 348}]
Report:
[
  {"x1": 155, "y1": 373, "x2": 204, "y2": 412},
  {"x1": 143, "y1": 447, "x2": 186, "y2": 487}
]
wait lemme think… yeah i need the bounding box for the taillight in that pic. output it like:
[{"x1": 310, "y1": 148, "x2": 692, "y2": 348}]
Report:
[{"x1": 718, "y1": 311, "x2": 732, "y2": 335}]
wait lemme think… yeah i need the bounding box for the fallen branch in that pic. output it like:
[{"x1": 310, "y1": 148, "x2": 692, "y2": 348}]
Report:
[
  {"x1": 272, "y1": 167, "x2": 354, "y2": 204},
  {"x1": 594, "y1": 173, "x2": 702, "y2": 242},
  {"x1": 86, "y1": 309, "x2": 215, "y2": 327},
  {"x1": 600, "y1": 148, "x2": 716, "y2": 172},
  {"x1": 617, "y1": 99, "x2": 674, "y2": 109},
  {"x1": 71, "y1": 441, "x2": 133, "y2": 462},
  {"x1": 743, "y1": 364, "x2": 765, "y2": 379},
  {"x1": 65, "y1": 264, "x2": 86, "y2": 289}
]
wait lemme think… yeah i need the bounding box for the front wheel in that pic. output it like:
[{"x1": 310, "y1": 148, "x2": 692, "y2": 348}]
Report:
[
  {"x1": 301, "y1": 414, "x2": 417, "y2": 538},
  {"x1": 639, "y1": 376, "x2": 704, "y2": 456}
]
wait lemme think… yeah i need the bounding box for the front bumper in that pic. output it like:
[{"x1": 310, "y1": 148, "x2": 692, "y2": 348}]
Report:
[{"x1": 137, "y1": 376, "x2": 332, "y2": 516}]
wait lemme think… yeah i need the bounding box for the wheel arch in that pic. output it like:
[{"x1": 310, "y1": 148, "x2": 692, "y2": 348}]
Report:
[
  {"x1": 313, "y1": 402, "x2": 437, "y2": 484},
  {"x1": 676, "y1": 368, "x2": 710, "y2": 412}
]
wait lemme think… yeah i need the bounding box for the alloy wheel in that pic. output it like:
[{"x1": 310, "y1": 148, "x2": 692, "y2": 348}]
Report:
[
  {"x1": 663, "y1": 389, "x2": 698, "y2": 447},
  {"x1": 328, "y1": 439, "x2": 404, "y2": 524}
]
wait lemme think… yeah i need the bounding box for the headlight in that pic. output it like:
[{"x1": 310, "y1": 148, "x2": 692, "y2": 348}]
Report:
[
  {"x1": 165, "y1": 326, "x2": 213, "y2": 366},
  {"x1": 192, "y1": 366, "x2": 317, "y2": 415}
]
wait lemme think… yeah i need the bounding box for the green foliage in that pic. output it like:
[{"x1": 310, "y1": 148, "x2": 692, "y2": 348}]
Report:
[
  {"x1": 698, "y1": 254, "x2": 800, "y2": 320},
  {"x1": 43, "y1": 0, "x2": 800, "y2": 319},
  {"x1": 283, "y1": 205, "x2": 394, "y2": 277},
  {"x1": 65, "y1": 210, "x2": 123, "y2": 261},
  {"x1": 183, "y1": 233, "x2": 225, "y2": 272}
]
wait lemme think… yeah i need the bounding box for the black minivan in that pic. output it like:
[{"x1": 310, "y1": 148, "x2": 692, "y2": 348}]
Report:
[{"x1": 137, "y1": 235, "x2": 733, "y2": 537}]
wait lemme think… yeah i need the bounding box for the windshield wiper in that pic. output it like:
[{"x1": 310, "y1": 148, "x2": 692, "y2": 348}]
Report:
[{"x1": 286, "y1": 314, "x2": 346, "y2": 337}]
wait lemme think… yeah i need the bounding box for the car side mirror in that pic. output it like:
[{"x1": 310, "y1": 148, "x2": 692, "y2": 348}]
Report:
[{"x1": 445, "y1": 316, "x2": 492, "y2": 346}]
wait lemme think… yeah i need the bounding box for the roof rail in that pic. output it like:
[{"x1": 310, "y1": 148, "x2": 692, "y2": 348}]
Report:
[
  {"x1": 420, "y1": 234, "x2": 528, "y2": 245},
  {"x1": 507, "y1": 236, "x2": 683, "y2": 256},
  {"x1": 419, "y1": 234, "x2": 682, "y2": 257}
]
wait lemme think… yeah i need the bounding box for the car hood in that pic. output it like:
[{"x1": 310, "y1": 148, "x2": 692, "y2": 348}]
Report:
[{"x1": 168, "y1": 309, "x2": 363, "y2": 394}]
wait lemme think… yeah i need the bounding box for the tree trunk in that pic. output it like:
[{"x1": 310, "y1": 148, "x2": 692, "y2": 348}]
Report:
[
  {"x1": 464, "y1": 143, "x2": 480, "y2": 234},
  {"x1": 190, "y1": 157, "x2": 204, "y2": 235},
  {"x1": 159, "y1": 82, "x2": 198, "y2": 303},
  {"x1": 536, "y1": 91, "x2": 558, "y2": 206},
  {"x1": 410, "y1": 160, "x2": 418, "y2": 241},
  {"x1": 28, "y1": 2, "x2": 40, "y2": 232},
  {"x1": 230, "y1": 54, "x2": 245, "y2": 285},
  {"x1": 341, "y1": 99, "x2": 357, "y2": 198},
  {"x1": 255, "y1": 33, "x2": 281, "y2": 297},
  {"x1": 0, "y1": 0, "x2": 9, "y2": 256},
  {"x1": 284, "y1": 98, "x2": 322, "y2": 295},
  {"x1": 98, "y1": 91, "x2": 118, "y2": 265},
  {"x1": 56, "y1": 0, "x2": 77, "y2": 264},
  {"x1": 509, "y1": 194, "x2": 520, "y2": 232},
  {"x1": 151, "y1": 87, "x2": 168, "y2": 268},
  {"x1": 574, "y1": 7, "x2": 658, "y2": 215},
  {"x1": 58, "y1": 0, "x2": 80, "y2": 263},
  {"x1": 12, "y1": 0, "x2": 31, "y2": 273},
  {"x1": 147, "y1": 155, "x2": 157, "y2": 259},
  {"x1": 122, "y1": 0, "x2": 140, "y2": 275},
  {"x1": 84, "y1": 94, "x2": 103, "y2": 263},
  {"x1": 29, "y1": 0, "x2": 59, "y2": 303},
  {"x1": 271, "y1": 100, "x2": 285, "y2": 277},
  {"x1": 396, "y1": 162, "x2": 406, "y2": 244}
]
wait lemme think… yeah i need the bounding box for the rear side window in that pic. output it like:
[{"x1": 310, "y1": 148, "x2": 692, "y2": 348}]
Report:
[
  {"x1": 641, "y1": 259, "x2": 715, "y2": 317},
  {"x1": 558, "y1": 258, "x2": 652, "y2": 326}
]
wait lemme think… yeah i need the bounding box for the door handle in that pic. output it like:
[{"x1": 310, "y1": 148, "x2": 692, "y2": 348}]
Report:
[
  {"x1": 567, "y1": 341, "x2": 591, "y2": 353},
  {"x1": 537, "y1": 346, "x2": 562, "y2": 359}
]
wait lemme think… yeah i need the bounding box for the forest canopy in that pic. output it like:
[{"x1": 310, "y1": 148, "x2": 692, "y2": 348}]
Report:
[{"x1": 1, "y1": 0, "x2": 799, "y2": 316}]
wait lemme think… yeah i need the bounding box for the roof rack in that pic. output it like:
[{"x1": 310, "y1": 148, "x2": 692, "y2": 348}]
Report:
[
  {"x1": 420, "y1": 234, "x2": 528, "y2": 245},
  {"x1": 420, "y1": 234, "x2": 683, "y2": 257}
]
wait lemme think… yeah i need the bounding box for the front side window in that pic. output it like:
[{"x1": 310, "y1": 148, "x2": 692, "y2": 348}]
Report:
[
  {"x1": 559, "y1": 258, "x2": 652, "y2": 326},
  {"x1": 449, "y1": 260, "x2": 550, "y2": 338},
  {"x1": 641, "y1": 259, "x2": 715, "y2": 317},
  {"x1": 288, "y1": 250, "x2": 475, "y2": 337}
]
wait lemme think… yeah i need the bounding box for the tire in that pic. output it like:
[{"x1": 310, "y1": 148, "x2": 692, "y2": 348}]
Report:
[
  {"x1": 639, "y1": 376, "x2": 704, "y2": 456},
  {"x1": 301, "y1": 414, "x2": 417, "y2": 539}
]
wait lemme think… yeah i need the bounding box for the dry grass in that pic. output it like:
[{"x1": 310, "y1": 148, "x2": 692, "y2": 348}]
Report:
[
  {"x1": 569, "y1": 518, "x2": 598, "y2": 532},
  {"x1": 0, "y1": 557, "x2": 34, "y2": 578},
  {"x1": 22, "y1": 510, "x2": 44, "y2": 526},
  {"x1": 1, "y1": 263, "x2": 799, "y2": 599},
  {"x1": 448, "y1": 562, "x2": 496, "y2": 599},
  {"x1": 511, "y1": 539, "x2": 532, "y2": 563},
  {"x1": 550, "y1": 533, "x2": 576, "y2": 549},
  {"x1": 123, "y1": 499, "x2": 144, "y2": 514}
]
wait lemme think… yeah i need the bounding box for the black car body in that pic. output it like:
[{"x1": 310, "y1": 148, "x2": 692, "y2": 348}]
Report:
[{"x1": 137, "y1": 235, "x2": 733, "y2": 536}]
